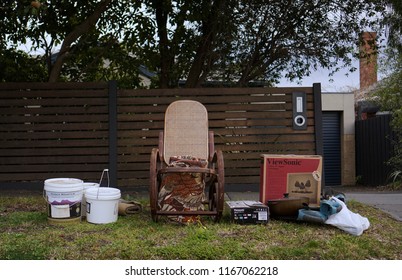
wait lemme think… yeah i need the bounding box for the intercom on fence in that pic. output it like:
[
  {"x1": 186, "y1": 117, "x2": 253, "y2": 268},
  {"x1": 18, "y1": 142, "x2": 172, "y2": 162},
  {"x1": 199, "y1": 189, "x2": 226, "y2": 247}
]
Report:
[{"x1": 292, "y1": 92, "x2": 307, "y2": 130}]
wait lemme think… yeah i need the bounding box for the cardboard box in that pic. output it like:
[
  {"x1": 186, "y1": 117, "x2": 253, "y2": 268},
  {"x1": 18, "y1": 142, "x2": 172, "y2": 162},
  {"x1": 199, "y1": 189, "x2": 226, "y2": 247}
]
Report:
[
  {"x1": 260, "y1": 154, "x2": 323, "y2": 206},
  {"x1": 226, "y1": 200, "x2": 269, "y2": 224}
]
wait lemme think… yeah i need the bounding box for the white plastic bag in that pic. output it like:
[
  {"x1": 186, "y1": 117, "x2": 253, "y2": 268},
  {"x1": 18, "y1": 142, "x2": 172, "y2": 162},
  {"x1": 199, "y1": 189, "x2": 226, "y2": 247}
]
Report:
[{"x1": 324, "y1": 196, "x2": 370, "y2": 236}]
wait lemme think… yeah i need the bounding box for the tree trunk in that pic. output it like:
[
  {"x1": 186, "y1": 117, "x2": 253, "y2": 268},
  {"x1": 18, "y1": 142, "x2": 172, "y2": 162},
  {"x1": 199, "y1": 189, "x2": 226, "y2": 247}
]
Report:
[
  {"x1": 154, "y1": 0, "x2": 171, "y2": 88},
  {"x1": 185, "y1": 0, "x2": 226, "y2": 88},
  {"x1": 48, "y1": 0, "x2": 113, "y2": 82}
]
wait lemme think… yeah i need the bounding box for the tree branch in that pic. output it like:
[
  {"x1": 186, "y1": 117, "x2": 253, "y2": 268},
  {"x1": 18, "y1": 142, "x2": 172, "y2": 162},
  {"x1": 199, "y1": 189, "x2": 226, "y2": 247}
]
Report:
[{"x1": 48, "y1": 0, "x2": 114, "y2": 82}]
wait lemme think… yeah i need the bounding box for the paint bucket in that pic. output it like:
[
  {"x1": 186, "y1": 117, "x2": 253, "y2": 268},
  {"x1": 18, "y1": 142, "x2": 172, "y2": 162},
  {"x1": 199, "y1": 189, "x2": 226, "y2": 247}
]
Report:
[
  {"x1": 82, "y1": 182, "x2": 100, "y2": 218},
  {"x1": 44, "y1": 178, "x2": 84, "y2": 224},
  {"x1": 85, "y1": 187, "x2": 121, "y2": 224}
]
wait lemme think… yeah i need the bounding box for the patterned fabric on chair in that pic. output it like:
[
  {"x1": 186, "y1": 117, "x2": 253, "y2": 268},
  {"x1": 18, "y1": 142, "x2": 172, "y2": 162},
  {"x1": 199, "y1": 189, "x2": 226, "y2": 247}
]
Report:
[{"x1": 157, "y1": 156, "x2": 207, "y2": 224}]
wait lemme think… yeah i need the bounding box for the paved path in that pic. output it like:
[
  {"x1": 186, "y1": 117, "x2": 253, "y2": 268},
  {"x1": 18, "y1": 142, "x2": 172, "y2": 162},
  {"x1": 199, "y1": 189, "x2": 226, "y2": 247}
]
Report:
[{"x1": 345, "y1": 192, "x2": 402, "y2": 222}]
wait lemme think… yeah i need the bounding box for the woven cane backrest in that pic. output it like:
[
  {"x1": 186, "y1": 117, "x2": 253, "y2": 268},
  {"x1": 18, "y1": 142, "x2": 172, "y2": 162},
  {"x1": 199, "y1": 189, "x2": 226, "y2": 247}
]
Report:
[{"x1": 163, "y1": 100, "x2": 209, "y2": 164}]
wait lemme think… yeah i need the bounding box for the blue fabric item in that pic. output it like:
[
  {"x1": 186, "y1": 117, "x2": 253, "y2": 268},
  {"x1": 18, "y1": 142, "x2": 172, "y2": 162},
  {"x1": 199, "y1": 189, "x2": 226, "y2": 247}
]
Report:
[
  {"x1": 297, "y1": 197, "x2": 343, "y2": 223},
  {"x1": 297, "y1": 209, "x2": 327, "y2": 223},
  {"x1": 320, "y1": 198, "x2": 342, "y2": 218}
]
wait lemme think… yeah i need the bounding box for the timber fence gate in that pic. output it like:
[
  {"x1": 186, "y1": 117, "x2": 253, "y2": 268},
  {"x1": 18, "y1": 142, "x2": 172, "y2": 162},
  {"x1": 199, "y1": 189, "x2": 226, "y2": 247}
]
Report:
[{"x1": 0, "y1": 82, "x2": 323, "y2": 190}]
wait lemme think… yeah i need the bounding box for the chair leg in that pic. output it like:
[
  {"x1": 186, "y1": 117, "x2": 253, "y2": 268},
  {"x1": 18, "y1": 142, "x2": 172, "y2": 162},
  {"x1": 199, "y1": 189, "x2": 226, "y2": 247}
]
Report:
[
  {"x1": 216, "y1": 150, "x2": 225, "y2": 221},
  {"x1": 208, "y1": 183, "x2": 216, "y2": 211},
  {"x1": 149, "y1": 149, "x2": 160, "y2": 222},
  {"x1": 151, "y1": 211, "x2": 158, "y2": 222},
  {"x1": 150, "y1": 176, "x2": 161, "y2": 223},
  {"x1": 208, "y1": 182, "x2": 223, "y2": 222}
]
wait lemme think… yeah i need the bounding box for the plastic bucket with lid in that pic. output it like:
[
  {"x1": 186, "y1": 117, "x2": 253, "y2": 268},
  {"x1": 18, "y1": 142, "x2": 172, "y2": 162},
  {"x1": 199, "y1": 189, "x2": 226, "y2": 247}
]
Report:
[
  {"x1": 44, "y1": 178, "x2": 84, "y2": 224},
  {"x1": 85, "y1": 187, "x2": 121, "y2": 224},
  {"x1": 81, "y1": 182, "x2": 100, "y2": 218}
]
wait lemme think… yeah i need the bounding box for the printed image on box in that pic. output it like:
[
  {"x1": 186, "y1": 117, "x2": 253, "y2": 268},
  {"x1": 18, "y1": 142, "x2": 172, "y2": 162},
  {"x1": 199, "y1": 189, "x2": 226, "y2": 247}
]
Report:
[{"x1": 287, "y1": 173, "x2": 319, "y2": 205}]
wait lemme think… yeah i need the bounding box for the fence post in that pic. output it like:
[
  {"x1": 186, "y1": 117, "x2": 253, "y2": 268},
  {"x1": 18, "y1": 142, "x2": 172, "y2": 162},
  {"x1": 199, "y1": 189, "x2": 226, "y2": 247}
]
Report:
[
  {"x1": 313, "y1": 83, "x2": 324, "y2": 156},
  {"x1": 108, "y1": 80, "x2": 118, "y2": 186},
  {"x1": 313, "y1": 83, "x2": 325, "y2": 189}
]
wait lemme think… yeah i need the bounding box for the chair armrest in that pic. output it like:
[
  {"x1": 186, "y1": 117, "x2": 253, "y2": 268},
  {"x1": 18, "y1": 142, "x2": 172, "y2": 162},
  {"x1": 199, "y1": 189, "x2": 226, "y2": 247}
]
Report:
[
  {"x1": 150, "y1": 148, "x2": 163, "y2": 172},
  {"x1": 158, "y1": 131, "x2": 164, "y2": 163},
  {"x1": 208, "y1": 131, "x2": 215, "y2": 162}
]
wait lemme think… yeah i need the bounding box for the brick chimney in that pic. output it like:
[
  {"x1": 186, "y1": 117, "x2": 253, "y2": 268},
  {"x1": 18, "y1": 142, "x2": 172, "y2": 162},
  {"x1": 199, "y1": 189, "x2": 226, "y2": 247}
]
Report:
[{"x1": 359, "y1": 32, "x2": 377, "y2": 90}]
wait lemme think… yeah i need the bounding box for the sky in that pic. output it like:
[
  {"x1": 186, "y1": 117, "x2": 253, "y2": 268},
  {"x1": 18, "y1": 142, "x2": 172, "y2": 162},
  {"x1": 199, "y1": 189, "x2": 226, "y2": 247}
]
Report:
[
  {"x1": 277, "y1": 62, "x2": 361, "y2": 93},
  {"x1": 277, "y1": 35, "x2": 388, "y2": 92}
]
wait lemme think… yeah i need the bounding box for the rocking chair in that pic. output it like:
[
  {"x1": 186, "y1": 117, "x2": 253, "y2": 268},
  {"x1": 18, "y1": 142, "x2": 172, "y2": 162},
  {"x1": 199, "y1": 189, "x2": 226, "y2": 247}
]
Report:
[{"x1": 149, "y1": 100, "x2": 225, "y2": 222}]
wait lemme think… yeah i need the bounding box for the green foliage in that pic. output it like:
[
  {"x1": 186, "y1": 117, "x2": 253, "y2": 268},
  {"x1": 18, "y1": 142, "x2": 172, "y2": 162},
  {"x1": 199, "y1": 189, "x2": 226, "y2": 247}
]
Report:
[
  {"x1": 388, "y1": 171, "x2": 402, "y2": 190},
  {"x1": 384, "y1": 0, "x2": 402, "y2": 52},
  {"x1": 0, "y1": 49, "x2": 48, "y2": 82},
  {"x1": 0, "y1": 0, "x2": 149, "y2": 86},
  {"x1": 0, "y1": 0, "x2": 392, "y2": 87},
  {"x1": 144, "y1": 0, "x2": 389, "y2": 87}
]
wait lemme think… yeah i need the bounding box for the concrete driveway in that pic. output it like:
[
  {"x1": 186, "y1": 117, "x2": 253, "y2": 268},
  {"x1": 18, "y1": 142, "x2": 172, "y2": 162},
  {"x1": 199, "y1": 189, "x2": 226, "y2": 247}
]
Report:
[{"x1": 345, "y1": 192, "x2": 402, "y2": 222}]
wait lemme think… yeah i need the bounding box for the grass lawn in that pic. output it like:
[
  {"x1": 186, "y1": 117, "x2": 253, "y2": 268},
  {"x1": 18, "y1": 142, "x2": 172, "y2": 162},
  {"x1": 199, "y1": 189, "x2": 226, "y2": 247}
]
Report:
[{"x1": 0, "y1": 193, "x2": 401, "y2": 260}]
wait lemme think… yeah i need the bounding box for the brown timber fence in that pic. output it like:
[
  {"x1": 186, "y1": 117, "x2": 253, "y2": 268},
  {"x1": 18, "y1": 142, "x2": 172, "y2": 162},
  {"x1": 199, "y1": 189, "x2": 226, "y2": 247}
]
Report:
[{"x1": 0, "y1": 82, "x2": 323, "y2": 190}]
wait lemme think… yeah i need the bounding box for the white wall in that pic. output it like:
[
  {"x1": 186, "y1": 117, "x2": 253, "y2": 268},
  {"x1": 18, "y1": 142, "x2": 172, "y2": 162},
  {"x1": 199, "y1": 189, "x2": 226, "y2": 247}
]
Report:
[{"x1": 322, "y1": 93, "x2": 355, "y2": 135}]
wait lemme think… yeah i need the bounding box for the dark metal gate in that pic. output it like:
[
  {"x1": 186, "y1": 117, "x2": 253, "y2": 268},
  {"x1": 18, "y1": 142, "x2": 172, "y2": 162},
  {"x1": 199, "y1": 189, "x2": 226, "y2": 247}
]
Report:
[{"x1": 355, "y1": 114, "x2": 396, "y2": 186}]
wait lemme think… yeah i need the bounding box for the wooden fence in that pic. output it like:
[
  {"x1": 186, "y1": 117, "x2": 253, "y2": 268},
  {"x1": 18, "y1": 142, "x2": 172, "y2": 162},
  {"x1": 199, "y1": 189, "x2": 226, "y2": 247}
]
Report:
[
  {"x1": 0, "y1": 82, "x2": 323, "y2": 190},
  {"x1": 0, "y1": 82, "x2": 112, "y2": 187}
]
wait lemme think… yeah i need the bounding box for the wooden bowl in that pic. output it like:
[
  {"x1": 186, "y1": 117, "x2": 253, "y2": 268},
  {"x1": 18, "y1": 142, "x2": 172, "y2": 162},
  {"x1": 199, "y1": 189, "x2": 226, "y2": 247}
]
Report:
[{"x1": 267, "y1": 196, "x2": 309, "y2": 218}]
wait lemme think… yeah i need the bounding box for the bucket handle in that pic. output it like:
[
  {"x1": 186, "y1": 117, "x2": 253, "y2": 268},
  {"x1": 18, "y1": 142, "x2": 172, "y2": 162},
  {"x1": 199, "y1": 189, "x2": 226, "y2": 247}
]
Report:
[{"x1": 97, "y1": 169, "x2": 110, "y2": 199}]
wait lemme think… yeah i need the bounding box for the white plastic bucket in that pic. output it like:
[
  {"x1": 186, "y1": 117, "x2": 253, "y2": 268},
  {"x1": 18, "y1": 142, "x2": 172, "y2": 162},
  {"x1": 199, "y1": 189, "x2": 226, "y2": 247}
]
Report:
[
  {"x1": 85, "y1": 187, "x2": 121, "y2": 224},
  {"x1": 44, "y1": 178, "x2": 84, "y2": 223},
  {"x1": 81, "y1": 182, "x2": 100, "y2": 218}
]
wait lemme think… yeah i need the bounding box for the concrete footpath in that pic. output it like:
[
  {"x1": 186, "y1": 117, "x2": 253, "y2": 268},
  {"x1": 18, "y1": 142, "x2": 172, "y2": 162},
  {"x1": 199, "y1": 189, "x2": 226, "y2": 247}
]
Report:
[
  {"x1": 225, "y1": 191, "x2": 402, "y2": 222},
  {"x1": 345, "y1": 192, "x2": 402, "y2": 222}
]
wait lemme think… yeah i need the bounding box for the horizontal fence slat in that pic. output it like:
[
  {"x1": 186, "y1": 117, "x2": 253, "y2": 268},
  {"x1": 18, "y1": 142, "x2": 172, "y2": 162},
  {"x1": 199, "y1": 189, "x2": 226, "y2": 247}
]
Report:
[
  {"x1": 119, "y1": 87, "x2": 313, "y2": 97},
  {"x1": 0, "y1": 97, "x2": 108, "y2": 107},
  {"x1": 0, "y1": 171, "x2": 105, "y2": 181},
  {"x1": 0, "y1": 139, "x2": 108, "y2": 148},
  {"x1": 0, "y1": 114, "x2": 108, "y2": 124},
  {"x1": 0, "y1": 106, "x2": 108, "y2": 115},
  {"x1": 0, "y1": 163, "x2": 108, "y2": 173},
  {"x1": 0, "y1": 131, "x2": 108, "y2": 140},
  {"x1": 0, "y1": 122, "x2": 108, "y2": 132},
  {"x1": 0, "y1": 154, "x2": 109, "y2": 164},
  {"x1": 0, "y1": 147, "x2": 109, "y2": 157}
]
